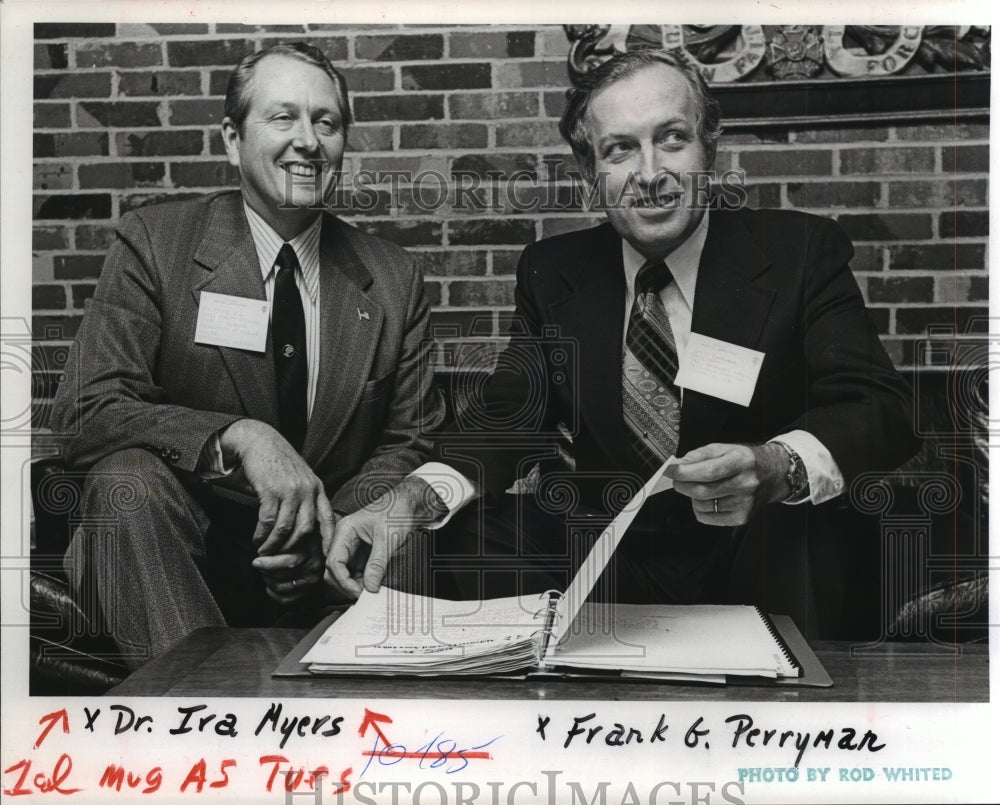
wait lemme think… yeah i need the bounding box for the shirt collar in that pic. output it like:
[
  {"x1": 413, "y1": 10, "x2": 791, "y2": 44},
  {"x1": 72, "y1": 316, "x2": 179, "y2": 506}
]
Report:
[
  {"x1": 242, "y1": 202, "x2": 322, "y2": 302},
  {"x1": 621, "y1": 210, "x2": 709, "y2": 308}
]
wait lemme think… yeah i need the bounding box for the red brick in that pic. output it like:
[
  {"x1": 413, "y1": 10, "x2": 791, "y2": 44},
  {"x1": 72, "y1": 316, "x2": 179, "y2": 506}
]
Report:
[
  {"x1": 449, "y1": 218, "x2": 534, "y2": 246},
  {"x1": 543, "y1": 90, "x2": 567, "y2": 118},
  {"x1": 720, "y1": 130, "x2": 790, "y2": 146},
  {"x1": 356, "y1": 34, "x2": 444, "y2": 62},
  {"x1": 32, "y1": 225, "x2": 70, "y2": 250},
  {"x1": 117, "y1": 131, "x2": 203, "y2": 156},
  {"x1": 167, "y1": 39, "x2": 254, "y2": 67},
  {"x1": 540, "y1": 216, "x2": 601, "y2": 239},
  {"x1": 449, "y1": 279, "x2": 516, "y2": 306},
  {"x1": 401, "y1": 64, "x2": 491, "y2": 91},
  {"x1": 733, "y1": 182, "x2": 780, "y2": 209},
  {"x1": 400, "y1": 124, "x2": 487, "y2": 150},
  {"x1": 337, "y1": 67, "x2": 395, "y2": 93},
  {"x1": 79, "y1": 162, "x2": 166, "y2": 188},
  {"x1": 836, "y1": 213, "x2": 933, "y2": 242},
  {"x1": 168, "y1": 99, "x2": 222, "y2": 126},
  {"x1": 429, "y1": 310, "x2": 496, "y2": 339},
  {"x1": 786, "y1": 181, "x2": 880, "y2": 208},
  {"x1": 413, "y1": 250, "x2": 488, "y2": 277},
  {"x1": 301, "y1": 37, "x2": 349, "y2": 62},
  {"x1": 118, "y1": 70, "x2": 203, "y2": 97},
  {"x1": 888, "y1": 178, "x2": 986, "y2": 208},
  {"x1": 34, "y1": 72, "x2": 111, "y2": 99},
  {"x1": 839, "y1": 146, "x2": 935, "y2": 175},
  {"x1": 451, "y1": 153, "x2": 538, "y2": 180},
  {"x1": 346, "y1": 125, "x2": 394, "y2": 153},
  {"x1": 34, "y1": 43, "x2": 68, "y2": 69},
  {"x1": 33, "y1": 315, "x2": 83, "y2": 340},
  {"x1": 33, "y1": 285, "x2": 67, "y2": 310},
  {"x1": 32, "y1": 345, "x2": 74, "y2": 375},
  {"x1": 448, "y1": 31, "x2": 535, "y2": 59},
  {"x1": 75, "y1": 41, "x2": 162, "y2": 68},
  {"x1": 78, "y1": 102, "x2": 161, "y2": 128},
  {"x1": 72, "y1": 284, "x2": 97, "y2": 308},
  {"x1": 738, "y1": 150, "x2": 832, "y2": 178},
  {"x1": 353, "y1": 94, "x2": 445, "y2": 122},
  {"x1": 939, "y1": 211, "x2": 988, "y2": 238},
  {"x1": 894, "y1": 122, "x2": 990, "y2": 141},
  {"x1": 935, "y1": 276, "x2": 981, "y2": 304},
  {"x1": 75, "y1": 224, "x2": 116, "y2": 250},
  {"x1": 867, "y1": 276, "x2": 934, "y2": 304},
  {"x1": 968, "y1": 276, "x2": 988, "y2": 302},
  {"x1": 495, "y1": 120, "x2": 564, "y2": 148},
  {"x1": 216, "y1": 23, "x2": 306, "y2": 33},
  {"x1": 495, "y1": 61, "x2": 568, "y2": 88},
  {"x1": 423, "y1": 280, "x2": 443, "y2": 306},
  {"x1": 34, "y1": 102, "x2": 72, "y2": 128},
  {"x1": 147, "y1": 23, "x2": 210, "y2": 36},
  {"x1": 945, "y1": 144, "x2": 988, "y2": 173},
  {"x1": 849, "y1": 245, "x2": 884, "y2": 273},
  {"x1": 35, "y1": 23, "x2": 116, "y2": 38},
  {"x1": 34, "y1": 163, "x2": 73, "y2": 190},
  {"x1": 356, "y1": 220, "x2": 443, "y2": 247},
  {"x1": 53, "y1": 254, "x2": 105, "y2": 279},
  {"x1": 35, "y1": 132, "x2": 109, "y2": 157},
  {"x1": 119, "y1": 192, "x2": 202, "y2": 214},
  {"x1": 888, "y1": 243, "x2": 985, "y2": 271},
  {"x1": 33, "y1": 194, "x2": 112, "y2": 220},
  {"x1": 170, "y1": 161, "x2": 241, "y2": 188},
  {"x1": 896, "y1": 306, "x2": 987, "y2": 335},
  {"x1": 792, "y1": 124, "x2": 889, "y2": 144},
  {"x1": 449, "y1": 91, "x2": 538, "y2": 120},
  {"x1": 491, "y1": 249, "x2": 524, "y2": 275}
]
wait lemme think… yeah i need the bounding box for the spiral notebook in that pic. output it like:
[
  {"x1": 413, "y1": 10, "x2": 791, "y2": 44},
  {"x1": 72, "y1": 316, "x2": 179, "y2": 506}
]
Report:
[{"x1": 288, "y1": 458, "x2": 828, "y2": 684}]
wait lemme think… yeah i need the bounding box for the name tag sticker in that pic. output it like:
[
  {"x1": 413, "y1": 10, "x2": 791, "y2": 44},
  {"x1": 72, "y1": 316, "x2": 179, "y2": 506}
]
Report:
[
  {"x1": 674, "y1": 332, "x2": 764, "y2": 407},
  {"x1": 194, "y1": 291, "x2": 269, "y2": 352}
]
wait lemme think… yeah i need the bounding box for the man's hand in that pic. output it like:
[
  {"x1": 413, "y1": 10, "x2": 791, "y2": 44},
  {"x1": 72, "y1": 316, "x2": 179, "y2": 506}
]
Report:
[
  {"x1": 217, "y1": 419, "x2": 336, "y2": 555},
  {"x1": 253, "y1": 532, "x2": 326, "y2": 606},
  {"x1": 324, "y1": 475, "x2": 448, "y2": 599},
  {"x1": 664, "y1": 442, "x2": 792, "y2": 526}
]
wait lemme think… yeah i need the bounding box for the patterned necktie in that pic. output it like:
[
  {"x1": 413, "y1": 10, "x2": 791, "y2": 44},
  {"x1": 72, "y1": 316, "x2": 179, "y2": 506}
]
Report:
[
  {"x1": 622, "y1": 259, "x2": 681, "y2": 472},
  {"x1": 272, "y1": 243, "x2": 307, "y2": 451}
]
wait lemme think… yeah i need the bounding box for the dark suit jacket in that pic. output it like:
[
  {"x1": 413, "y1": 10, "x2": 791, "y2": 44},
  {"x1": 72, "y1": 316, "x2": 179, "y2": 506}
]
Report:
[
  {"x1": 51, "y1": 190, "x2": 444, "y2": 515},
  {"x1": 440, "y1": 208, "x2": 920, "y2": 631}
]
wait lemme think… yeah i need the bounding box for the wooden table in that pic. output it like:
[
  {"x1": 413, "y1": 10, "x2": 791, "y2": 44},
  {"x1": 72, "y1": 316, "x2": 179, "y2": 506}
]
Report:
[{"x1": 110, "y1": 627, "x2": 988, "y2": 701}]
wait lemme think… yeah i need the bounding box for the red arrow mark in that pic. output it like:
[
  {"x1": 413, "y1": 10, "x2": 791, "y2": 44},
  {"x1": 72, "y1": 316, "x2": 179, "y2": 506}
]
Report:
[
  {"x1": 34, "y1": 709, "x2": 70, "y2": 750},
  {"x1": 358, "y1": 708, "x2": 393, "y2": 748}
]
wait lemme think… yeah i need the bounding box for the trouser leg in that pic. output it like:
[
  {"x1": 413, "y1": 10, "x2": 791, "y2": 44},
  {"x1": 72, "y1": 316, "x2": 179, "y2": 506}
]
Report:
[{"x1": 63, "y1": 448, "x2": 223, "y2": 669}]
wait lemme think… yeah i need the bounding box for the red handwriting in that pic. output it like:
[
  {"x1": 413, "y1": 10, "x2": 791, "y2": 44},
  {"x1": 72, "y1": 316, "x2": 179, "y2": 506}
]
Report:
[
  {"x1": 98, "y1": 764, "x2": 163, "y2": 794},
  {"x1": 34, "y1": 710, "x2": 70, "y2": 750},
  {"x1": 179, "y1": 758, "x2": 236, "y2": 792},
  {"x1": 258, "y1": 756, "x2": 352, "y2": 794},
  {"x1": 3, "y1": 754, "x2": 82, "y2": 796}
]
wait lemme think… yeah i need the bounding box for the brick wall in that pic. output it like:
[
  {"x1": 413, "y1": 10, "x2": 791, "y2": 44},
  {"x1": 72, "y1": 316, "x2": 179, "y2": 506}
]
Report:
[{"x1": 31, "y1": 22, "x2": 989, "y2": 426}]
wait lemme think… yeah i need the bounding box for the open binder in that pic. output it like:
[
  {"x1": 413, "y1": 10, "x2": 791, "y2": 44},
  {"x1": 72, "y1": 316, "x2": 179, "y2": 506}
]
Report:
[{"x1": 279, "y1": 459, "x2": 833, "y2": 686}]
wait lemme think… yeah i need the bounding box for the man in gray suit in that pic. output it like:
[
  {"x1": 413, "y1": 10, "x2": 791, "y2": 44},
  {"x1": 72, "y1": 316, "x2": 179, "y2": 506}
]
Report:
[{"x1": 50, "y1": 42, "x2": 444, "y2": 669}]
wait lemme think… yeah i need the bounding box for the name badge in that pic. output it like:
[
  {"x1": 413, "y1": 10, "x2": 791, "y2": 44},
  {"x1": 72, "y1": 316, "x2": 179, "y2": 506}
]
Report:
[
  {"x1": 674, "y1": 332, "x2": 764, "y2": 407},
  {"x1": 194, "y1": 291, "x2": 269, "y2": 352}
]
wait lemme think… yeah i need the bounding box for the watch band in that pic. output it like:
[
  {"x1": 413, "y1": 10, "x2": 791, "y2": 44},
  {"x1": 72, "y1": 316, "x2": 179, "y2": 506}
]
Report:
[{"x1": 774, "y1": 440, "x2": 810, "y2": 503}]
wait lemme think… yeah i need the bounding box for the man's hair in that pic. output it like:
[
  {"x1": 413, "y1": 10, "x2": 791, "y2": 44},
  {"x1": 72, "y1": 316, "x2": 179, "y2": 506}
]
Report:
[
  {"x1": 224, "y1": 41, "x2": 353, "y2": 134},
  {"x1": 559, "y1": 48, "x2": 722, "y2": 179}
]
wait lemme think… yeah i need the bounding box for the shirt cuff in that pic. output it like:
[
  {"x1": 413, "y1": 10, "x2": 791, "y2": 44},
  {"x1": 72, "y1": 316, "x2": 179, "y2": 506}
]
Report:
[
  {"x1": 196, "y1": 432, "x2": 237, "y2": 480},
  {"x1": 769, "y1": 430, "x2": 845, "y2": 505},
  {"x1": 409, "y1": 462, "x2": 478, "y2": 529}
]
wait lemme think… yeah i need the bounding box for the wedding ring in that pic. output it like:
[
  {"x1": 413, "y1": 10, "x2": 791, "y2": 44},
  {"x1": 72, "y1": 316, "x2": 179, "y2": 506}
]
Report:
[{"x1": 713, "y1": 498, "x2": 719, "y2": 513}]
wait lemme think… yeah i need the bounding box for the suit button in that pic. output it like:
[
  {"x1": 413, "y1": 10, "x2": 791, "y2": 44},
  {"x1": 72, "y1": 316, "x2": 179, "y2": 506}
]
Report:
[
  {"x1": 159, "y1": 448, "x2": 170, "y2": 459},
  {"x1": 169, "y1": 450, "x2": 180, "y2": 462}
]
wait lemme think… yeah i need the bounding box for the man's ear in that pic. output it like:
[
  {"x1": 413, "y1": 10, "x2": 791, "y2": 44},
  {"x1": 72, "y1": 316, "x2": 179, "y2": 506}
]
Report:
[{"x1": 221, "y1": 117, "x2": 241, "y2": 168}]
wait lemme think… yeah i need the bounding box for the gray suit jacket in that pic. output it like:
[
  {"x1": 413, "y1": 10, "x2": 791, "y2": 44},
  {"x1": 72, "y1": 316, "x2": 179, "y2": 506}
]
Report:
[{"x1": 51, "y1": 190, "x2": 444, "y2": 514}]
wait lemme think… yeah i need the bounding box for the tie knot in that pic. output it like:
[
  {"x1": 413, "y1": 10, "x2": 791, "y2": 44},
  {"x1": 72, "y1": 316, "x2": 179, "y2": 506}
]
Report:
[
  {"x1": 275, "y1": 243, "x2": 299, "y2": 274},
  {"x1": 636, "y1": 259, "x2": 673, "y2": 295}
]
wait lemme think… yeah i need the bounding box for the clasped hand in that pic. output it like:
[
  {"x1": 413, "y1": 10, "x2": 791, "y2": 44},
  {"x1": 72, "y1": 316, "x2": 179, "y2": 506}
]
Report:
[
  {"x1": 218, "y1": 419, "x2": 335, "y2": 604},
  {"x1": 664, "y1": 442, "x2": 792, "y2": 526}
]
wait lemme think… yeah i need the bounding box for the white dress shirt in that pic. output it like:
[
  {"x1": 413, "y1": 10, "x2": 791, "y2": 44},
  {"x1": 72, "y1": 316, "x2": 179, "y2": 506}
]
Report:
[
  {"x1": 198, "y1": 205, "x2": 323, "y2": 474},
  {"x1": 416, "y1": 211, "x2": 845, "y2": 517}
]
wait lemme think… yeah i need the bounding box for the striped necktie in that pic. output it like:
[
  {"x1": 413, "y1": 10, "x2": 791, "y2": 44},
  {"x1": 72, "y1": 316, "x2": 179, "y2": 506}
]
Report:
[
  {"x1": 622, "y1": 259, "x2": 681, "y2": 472},
  {"x1": 273, "y1": 243, "x2": 307, "y2": 451}
]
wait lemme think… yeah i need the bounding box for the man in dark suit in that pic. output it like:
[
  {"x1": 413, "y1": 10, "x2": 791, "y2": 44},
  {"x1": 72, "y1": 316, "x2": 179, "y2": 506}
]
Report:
[
  {"x1": 326, "y1": 48, "x2": 919, "y2": 634},
  {"x1": 50, "y1": 42, "x2": 444, "y2": 668}
]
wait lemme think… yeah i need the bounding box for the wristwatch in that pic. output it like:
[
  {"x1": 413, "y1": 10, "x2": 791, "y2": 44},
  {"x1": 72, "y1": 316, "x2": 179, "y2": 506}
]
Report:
[{"x1": 773, "y1": 440, "x2": 810, "y2": 503}]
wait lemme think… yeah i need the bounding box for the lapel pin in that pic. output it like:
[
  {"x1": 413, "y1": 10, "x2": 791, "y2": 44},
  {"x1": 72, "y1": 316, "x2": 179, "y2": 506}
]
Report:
[{"x1": 357, "y1": 307, "x2": 370, "y2": 321}]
